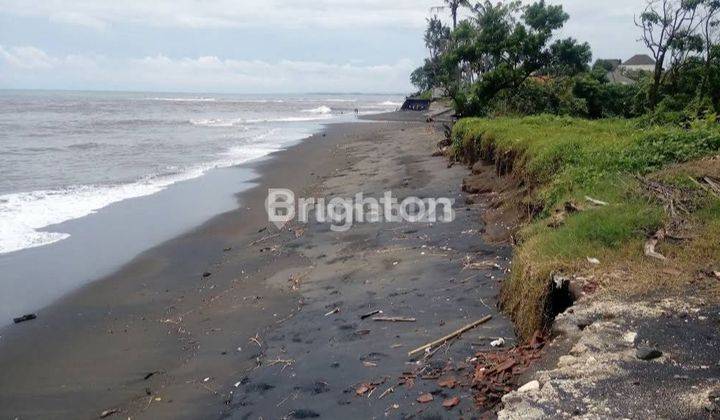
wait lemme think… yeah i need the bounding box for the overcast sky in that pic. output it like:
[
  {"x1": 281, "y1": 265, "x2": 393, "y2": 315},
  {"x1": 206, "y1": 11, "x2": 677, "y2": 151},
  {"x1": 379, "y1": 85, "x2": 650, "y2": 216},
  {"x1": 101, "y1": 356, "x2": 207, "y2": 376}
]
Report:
[{"x1": 0, "y1": 0, "x2": 648, "y2": 94}]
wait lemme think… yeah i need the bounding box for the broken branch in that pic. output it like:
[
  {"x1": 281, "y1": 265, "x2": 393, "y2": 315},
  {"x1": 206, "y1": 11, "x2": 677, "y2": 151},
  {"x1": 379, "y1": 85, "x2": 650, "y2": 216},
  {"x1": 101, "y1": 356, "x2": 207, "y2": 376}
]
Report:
[
  {"x1": 372, "y1": 317, "x2": 416, "y2": 322},
  {"x1": 408, "y1": 315, "x2": 492, "y2": 357}
]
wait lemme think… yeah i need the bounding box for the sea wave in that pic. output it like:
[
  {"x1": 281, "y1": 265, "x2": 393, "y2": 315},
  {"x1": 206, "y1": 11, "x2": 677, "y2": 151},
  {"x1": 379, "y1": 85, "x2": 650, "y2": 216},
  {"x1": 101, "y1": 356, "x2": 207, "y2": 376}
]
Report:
[
  {"x1": 301, "y1": 106, "x2": 332, "y2": 114},
  {"x1": 0, "y1": 132, "x2": 290, "y2": 255},
  {"x1": 146, "y1": 97, "x2": 217, "y2": 102},
  {"x1": 191, "y1": 114, "x2": 333, "y2": 126},
  {"x1": 379, "y1": 101, "x2": 402, "y2": 106}
]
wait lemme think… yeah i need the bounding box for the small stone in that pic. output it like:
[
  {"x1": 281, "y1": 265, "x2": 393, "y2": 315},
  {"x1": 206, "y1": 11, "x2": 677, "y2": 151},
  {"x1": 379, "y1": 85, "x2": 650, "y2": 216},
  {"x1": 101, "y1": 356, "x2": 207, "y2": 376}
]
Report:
[
  {"x1": 623, "y1": 332, "x2": 637, "y2": 344},
  {"x1": 517, "y1": 380, "x2": 540, "y2": 393},
  {"x1": 636, "y1": 347, "x2": 662, "y2": 361},
  {"x1": 203, "y1": 272, "x2": 212, "y2": 278}
]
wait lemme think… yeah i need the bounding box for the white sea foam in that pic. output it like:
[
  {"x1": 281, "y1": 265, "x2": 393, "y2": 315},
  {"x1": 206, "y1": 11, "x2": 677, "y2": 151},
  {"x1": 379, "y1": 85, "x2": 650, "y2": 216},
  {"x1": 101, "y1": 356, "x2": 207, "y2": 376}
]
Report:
[
  {"x1": 0, "y1": 130, "x2": 292, "y2": 255},
  {"x1": 379, "y1": 101, "x2": 402, "y2": 107},
  {"x1": 189, "y1": 118, "x2": 240, "y2": 127},
  {"x1": 146, "y1": 97, "x2": 217, "y2": 102},
  {"x1": 301, "y1": 106, "x2": 332, "y2": 114},
  {"x1": 190, "y1": 114, "x2": 333, "y2": 127}
]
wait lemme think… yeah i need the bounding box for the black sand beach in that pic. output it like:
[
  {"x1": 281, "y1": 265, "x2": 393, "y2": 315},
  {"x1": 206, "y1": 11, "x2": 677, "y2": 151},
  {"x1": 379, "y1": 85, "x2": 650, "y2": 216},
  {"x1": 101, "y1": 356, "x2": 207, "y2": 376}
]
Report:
[{"x1": 0, "y1": 116, "x2": 514, "y2": 419}]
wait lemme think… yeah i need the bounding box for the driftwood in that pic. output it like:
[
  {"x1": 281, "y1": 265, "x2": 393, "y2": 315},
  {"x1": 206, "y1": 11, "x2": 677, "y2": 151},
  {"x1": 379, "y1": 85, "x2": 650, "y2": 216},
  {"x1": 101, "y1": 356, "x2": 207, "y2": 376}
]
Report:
[
  {"x1": 360, "y1": 310, "x2": 382, "y2": 320},
  {"x1": 408, "y1": 315, "x2": 493, "y2": 357},
  {"x1": 372, "y1": 317, "x2": 416, "y2": 322}
]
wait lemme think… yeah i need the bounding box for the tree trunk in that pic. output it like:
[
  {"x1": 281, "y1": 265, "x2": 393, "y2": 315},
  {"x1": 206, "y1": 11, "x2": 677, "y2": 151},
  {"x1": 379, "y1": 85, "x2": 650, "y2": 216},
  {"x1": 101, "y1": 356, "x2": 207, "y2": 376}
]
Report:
[
  {"x1": 452, "y1": 5, "x2": 458, "y2": 30},
  {"x1": 649, "y1": 52, "x2": 666, "y2": 110}
]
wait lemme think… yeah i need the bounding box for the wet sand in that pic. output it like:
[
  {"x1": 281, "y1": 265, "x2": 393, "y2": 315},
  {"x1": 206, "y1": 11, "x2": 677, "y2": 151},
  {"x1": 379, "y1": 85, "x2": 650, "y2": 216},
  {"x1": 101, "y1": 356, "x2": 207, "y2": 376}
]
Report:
[{"x1": 0, "y1": 115, "x2": 513, "y2": 419}]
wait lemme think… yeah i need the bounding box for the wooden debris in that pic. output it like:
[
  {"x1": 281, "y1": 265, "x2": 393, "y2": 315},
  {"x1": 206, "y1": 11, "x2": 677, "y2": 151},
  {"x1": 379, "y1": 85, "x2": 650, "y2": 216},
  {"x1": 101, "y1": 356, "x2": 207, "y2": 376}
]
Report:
[
  {"x1": 645, "y1": 229, "x2": 667, "y2": 261},
  {"x1": 585, "y1": 196, "x2": 608, "y2": 206},
  {"x1": 324, "y1": 308, "x2": 340, "y2": 316},
  {"x1": 100, "y1": 409, "x2": 119, "y2": 418},
  {"x1": 13, "y1": 314, "x2": 37, "y2": 324},
  {"x1": 704, "y1": 176, "x2": 720, "y2": 196},
  {"x1": 360, "y1": 310, "x2": 382, "y2": 320},
  {"x1": 408, "y1": 315, "x2": 492, "y2": 357},
  {"x1": 372, "y1": 316, "x2": 416, "y2": 323},
  {"x1": 443, "y1": 396, "x2": 461, "y2": 409},
  {"x1": 471, "y1": 336, "x2": 545, "y2": 409},
  {"x1": 249, "y1": 334, "x2": 263, "y2": 347},
  {"x1": 378, "y1": 386, "x2": 395, "y2": 399},
  {"x1": 249, "y1": 233, "x2": 280, "y2": 246},
  {"x1": 417, "y1": 393, "x2": 434, "y2": 403},
  {"x1": 586, "y1": 257, "x2": 600, "y2": 265}
]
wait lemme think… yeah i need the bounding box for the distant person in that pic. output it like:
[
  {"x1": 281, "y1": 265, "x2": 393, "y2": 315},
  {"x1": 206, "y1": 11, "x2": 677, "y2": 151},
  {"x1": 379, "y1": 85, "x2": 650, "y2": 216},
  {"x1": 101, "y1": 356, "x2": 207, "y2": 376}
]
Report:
[{"x1": 354, "y1": 108, "x2": 359, "y2": 117}]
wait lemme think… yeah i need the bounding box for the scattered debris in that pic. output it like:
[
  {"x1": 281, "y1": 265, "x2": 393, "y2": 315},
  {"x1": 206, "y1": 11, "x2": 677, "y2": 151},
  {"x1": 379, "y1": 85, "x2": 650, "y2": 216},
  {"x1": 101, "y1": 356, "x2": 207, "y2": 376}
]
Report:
[
  {"x1": 714, "y1": 271, "x2": 720, "y2": 280},
  {"x1": 360, "y1": 310, "x2": 382, "y2": 320},
  {"x1": 471, "y1": 337, "x2": 545, "y2": 409},
  {"x1": 324, "y1": 308, "x2": 340, "y2": 317},
  {"x1": 490, "y1": 337, "x2": 505, "y2": 347},
  {"x1": 202, "y1": 272, "x2": 212, "y2": 278},
  {"x1": 372, "y1": 316, "x2": 416, "y2": 323},
  {"x1": 378, "y1": 386, "x2": 395, "y2": 399},
  {"x1": 442, "y1": 396, "x2": 460, "y2": 409},
  {"x1": 408, "y1": 315, "x2": 493, "y2": 357},
  {"x1": 586, "y1": 257, "x2": 601, "y2": 265},
  {"x1": 13, "y1": 314, "x2": 37, "y2": 324},
  {"x1": 223, "y1": 247, "x2": 232, "y2": 252},
  {"x1": 636, "y1": 347, "x2": 663, "y2": 361},
  {"x1": 100, "y1": 409, "x2": 119, "y2": 418},
  {"x1": 417, "y1": 393, "x2": 434, "y2": 403},
  {"x1": 644, "y1": 229, "x2": 668, "y2": 260},
  {"x1": 249, "y1": 233, "x2": 280, "y2": 246},
  {"x1": 362, "y1": 361, "x2": 377, "y2": 367},
  {"x1": 249, "y1": 334, "x2": 263, "y2": 347},
  {"x1": 585, "y1": 196, "x2": 609, "y2": 206}
]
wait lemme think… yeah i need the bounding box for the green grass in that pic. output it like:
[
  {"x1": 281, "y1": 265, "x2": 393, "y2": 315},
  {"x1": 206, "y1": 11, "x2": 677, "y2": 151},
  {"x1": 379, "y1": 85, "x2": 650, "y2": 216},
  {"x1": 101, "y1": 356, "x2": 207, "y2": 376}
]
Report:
[{"x1": 451, "y1": 115, "x2": 720, "y2": 339}]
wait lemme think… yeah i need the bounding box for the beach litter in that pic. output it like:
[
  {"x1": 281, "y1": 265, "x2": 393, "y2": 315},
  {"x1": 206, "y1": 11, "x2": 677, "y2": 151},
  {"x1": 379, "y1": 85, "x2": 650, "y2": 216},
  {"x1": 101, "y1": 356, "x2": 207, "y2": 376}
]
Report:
[
  {"x1": 471, "y1": 333, "x2": 545, "y2": 409},
  {"x1": 490, "y1": 337, "x2": 505, "y2": 347},
  {"x1": 13, "y1": 314, "x2": 36, "y2": 324}
]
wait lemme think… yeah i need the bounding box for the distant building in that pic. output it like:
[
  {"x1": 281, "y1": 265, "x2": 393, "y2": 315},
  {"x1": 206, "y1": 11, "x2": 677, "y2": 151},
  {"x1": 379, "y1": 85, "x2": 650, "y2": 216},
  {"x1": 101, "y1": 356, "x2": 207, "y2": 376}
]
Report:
[{"x1": 619, "y1": 54, "x2": 656, "y2": 73}]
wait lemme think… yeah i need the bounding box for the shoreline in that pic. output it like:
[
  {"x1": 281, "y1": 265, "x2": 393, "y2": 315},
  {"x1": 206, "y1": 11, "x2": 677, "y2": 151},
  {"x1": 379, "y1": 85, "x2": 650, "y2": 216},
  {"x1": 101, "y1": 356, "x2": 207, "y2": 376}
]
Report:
[{"x1": 0, "y1": 113, "x2": 515, "y2": 418}]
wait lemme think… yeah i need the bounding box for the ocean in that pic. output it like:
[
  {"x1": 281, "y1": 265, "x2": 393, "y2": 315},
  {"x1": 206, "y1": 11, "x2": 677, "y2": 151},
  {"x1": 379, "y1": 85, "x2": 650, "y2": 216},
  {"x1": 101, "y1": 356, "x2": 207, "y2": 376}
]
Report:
[{"x1": 0, "y1": 90, "x2": 403, "y2": 256}]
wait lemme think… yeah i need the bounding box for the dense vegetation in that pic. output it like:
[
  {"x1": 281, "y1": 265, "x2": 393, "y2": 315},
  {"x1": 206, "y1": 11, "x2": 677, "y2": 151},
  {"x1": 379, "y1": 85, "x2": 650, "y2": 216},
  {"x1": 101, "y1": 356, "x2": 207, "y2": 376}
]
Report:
[
  {"x1": 412, "y1": 0, "x2": 720, "y2": 123},
  {"x1": 452, "y1": 116, "x2": 720, "y2": 337}
]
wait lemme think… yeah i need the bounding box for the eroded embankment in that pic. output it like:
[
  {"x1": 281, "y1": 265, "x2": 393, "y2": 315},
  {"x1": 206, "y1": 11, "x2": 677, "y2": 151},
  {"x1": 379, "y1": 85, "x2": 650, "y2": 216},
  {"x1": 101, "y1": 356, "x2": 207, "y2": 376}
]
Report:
[{"x1": 447, "y1": 116, "x2": 720, "y2": 340}]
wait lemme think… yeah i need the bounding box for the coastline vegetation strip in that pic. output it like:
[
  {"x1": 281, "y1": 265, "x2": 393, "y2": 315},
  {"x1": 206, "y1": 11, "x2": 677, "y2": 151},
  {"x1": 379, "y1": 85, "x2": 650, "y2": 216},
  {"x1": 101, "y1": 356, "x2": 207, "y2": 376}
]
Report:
[{"x1": 452, "y1": 115, "x2": 720, "y2": 338}]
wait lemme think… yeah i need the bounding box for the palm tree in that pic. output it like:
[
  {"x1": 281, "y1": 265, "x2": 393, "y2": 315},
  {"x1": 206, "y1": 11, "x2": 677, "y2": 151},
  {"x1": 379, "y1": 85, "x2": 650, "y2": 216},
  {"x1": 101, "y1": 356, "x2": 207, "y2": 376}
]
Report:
[{"x1": 431, "y1": 0, "x2": 472, "y2": 30}]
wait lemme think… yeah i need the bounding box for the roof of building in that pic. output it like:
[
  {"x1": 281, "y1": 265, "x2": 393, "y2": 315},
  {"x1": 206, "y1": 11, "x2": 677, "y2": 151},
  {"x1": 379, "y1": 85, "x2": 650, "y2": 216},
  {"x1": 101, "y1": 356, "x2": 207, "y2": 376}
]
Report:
[{"x1": 622, "y1": 54, "x2": 656, "y2": 66}]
